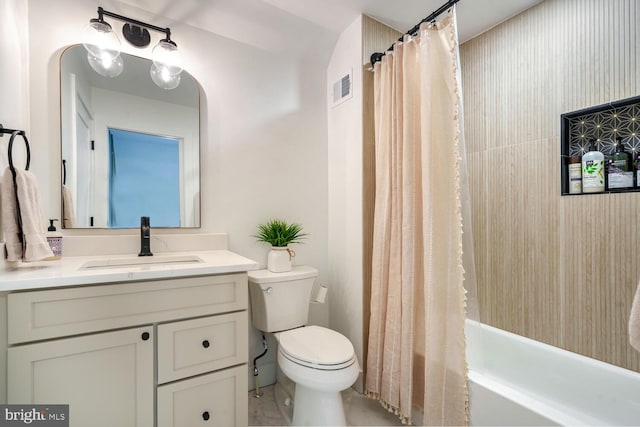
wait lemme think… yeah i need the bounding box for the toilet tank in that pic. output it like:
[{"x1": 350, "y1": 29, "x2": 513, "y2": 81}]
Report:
[{"x1": 248, "y1": 266, "x2": 318, "y2": 332}]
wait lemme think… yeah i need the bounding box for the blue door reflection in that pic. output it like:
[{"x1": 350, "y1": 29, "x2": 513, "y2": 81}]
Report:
[{"x1": 108, "y1": 128, "x2": 180, "y2": 228}]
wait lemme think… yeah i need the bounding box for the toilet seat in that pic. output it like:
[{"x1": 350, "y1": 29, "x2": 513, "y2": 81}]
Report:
[{"x1": 278, "y1": 325, "x2": 356, "y2": 371}]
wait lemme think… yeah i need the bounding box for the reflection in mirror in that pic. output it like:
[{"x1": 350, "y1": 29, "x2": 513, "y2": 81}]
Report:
[{"x1": 60, "y1": 45, "x2": 200, "y2": 228}]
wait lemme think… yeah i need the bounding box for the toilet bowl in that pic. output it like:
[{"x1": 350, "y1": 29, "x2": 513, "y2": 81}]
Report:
[
  {"x1": 248, "y1": 267, "x2": 359, "y2": 426},
  {"x1": 276, "y1": 326, "x2": 359, "y2": 425}
]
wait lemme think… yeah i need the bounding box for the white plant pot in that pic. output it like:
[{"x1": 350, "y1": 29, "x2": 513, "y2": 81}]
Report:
[{"x1": 268, "y1": 246, "x2": 295, "y2": 272}]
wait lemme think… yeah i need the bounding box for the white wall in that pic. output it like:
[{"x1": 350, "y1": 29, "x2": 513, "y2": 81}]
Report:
[
  {"x1": 22, "y1": 0, "x2": 331, "y2": 389},
  {"x1": 326, "y1": 15, "x2": 365, "y2": 392},
  {"x1": 26, "y1": 0, "x2": 329, "y2": 244},
  {"x1": 0, "y1": 0, "x2": 29, "y2": 171}
]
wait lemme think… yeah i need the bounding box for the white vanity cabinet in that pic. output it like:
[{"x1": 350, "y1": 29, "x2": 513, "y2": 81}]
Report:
[{"x1": 6, "y1": 273, "x2": 249, "y2": 427}]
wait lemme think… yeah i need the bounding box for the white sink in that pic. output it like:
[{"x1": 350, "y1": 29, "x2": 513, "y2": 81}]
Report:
[{"x1": 79, "y1": 255, "x2": 205, "y2": 270}]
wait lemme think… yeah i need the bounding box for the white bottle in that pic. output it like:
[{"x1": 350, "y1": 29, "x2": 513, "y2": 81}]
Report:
[{"x1": 582, "y1": 143, "x2": 605, "y2": 193}]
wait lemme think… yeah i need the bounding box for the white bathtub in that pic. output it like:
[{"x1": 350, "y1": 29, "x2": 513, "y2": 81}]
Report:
[{"x1": 466, "y1": 320, "x2": 640, "y2": 426}]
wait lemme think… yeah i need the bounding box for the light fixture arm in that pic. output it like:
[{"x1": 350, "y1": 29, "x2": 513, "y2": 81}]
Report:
[{"x1": 96, "y1": 7, "x2": 174, "y2": 45}]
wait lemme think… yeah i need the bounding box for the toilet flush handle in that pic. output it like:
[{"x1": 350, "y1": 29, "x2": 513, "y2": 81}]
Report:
[{"x1": 263, "y1": 287, "x2": 273, "y2": 294}]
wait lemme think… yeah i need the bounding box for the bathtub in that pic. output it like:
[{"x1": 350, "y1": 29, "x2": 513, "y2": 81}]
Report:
[{"x1": 466, "y1": 320, "x2": 640, "y2": 426}]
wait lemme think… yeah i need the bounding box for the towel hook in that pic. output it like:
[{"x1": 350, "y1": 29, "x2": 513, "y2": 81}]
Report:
[
  {"x1": 8, "y1": 130, "x2": 31, "y2": 172},
  {"x1": 0, "y1": 124, "x2": 33, "y2": 258}
]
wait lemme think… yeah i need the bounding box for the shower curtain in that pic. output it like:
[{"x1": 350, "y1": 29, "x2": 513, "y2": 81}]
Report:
[{"x1": 365, "y1": 9, "x2": 471, "y2": 426}]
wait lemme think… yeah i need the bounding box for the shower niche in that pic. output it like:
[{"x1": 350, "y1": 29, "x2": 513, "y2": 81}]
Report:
[{"x1": 561, "y1": 95, "x2": 640, "y2": 195}]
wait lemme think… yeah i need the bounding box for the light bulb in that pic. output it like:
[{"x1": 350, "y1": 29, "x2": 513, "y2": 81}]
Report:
[
  {"x1": 152, "y1": 40, "x2": 183, "y2": 76},
  {"x1": 82, "y1": 20, "x2": 121, "y2": 60},
  {"x1": 87, "y1": 51, "x2": 123, "y2": 78},
  {"x1": 150, "y1": 64, "x2": 181, "y2": 90}
]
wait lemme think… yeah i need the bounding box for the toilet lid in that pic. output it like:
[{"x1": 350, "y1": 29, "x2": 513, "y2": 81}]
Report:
[{"x1": 278, "y1": 326, "x2": 355, "y2": 367}]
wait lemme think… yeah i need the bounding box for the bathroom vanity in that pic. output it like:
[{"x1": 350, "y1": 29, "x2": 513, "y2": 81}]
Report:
[{"x1": 0, "y1": 248, "x2": 257, "y2": 427}]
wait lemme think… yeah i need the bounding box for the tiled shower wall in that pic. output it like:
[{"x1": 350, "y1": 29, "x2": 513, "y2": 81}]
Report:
[{"x1": 460, "y1": 0, "x2": 640, "y2": 372}]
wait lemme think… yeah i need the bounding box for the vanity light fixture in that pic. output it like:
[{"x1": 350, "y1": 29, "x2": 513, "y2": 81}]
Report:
[
  {"x1": 82, "y1": 7, "x2": 184, "y2": 89},
  {"x1": 82, "y1": 11, "x2": 123, "y2": 77}
]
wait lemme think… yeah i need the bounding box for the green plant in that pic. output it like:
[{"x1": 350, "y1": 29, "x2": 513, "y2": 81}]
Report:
[{"x1": 255, "y1": 219, "x2": 308, "y2": 247}]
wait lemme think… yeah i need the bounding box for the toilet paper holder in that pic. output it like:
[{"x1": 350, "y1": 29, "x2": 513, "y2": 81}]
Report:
[{"x1": 314, "y1": 285, "x2": 328, "y2": 304}]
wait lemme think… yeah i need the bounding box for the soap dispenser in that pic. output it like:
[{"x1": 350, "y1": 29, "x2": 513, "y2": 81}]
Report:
[{"x1": 47, "y1": 219, "x2": 63, "y2": 259}]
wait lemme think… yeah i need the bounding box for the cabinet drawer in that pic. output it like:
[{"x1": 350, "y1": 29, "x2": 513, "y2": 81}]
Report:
[
  {"x1": 157, "y1": 364, "x2": 248, "y2": 427},
  {"x1": 8, "y1": 273, "x2": 247, "y2": 344},
  {"x1": 158, "y1": 312, "x2": 248, "y2": 383}
]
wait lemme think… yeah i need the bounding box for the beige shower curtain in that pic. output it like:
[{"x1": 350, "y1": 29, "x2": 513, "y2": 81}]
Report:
[{"x1": 366, "y1": 10, "x2": 469, "y2": 426}]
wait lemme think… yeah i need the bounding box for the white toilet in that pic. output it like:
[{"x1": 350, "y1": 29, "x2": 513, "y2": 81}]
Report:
[{"x1": 248, "y1": 266, "x2": 359, "y2": 426}]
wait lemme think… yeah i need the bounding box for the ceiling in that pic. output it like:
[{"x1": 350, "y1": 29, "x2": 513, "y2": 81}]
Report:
[
  {"x1": 261, "y1": 0, "x2": 543, "y2": 43},
  {"x1": 114, "y1": 0, "x2": 543, "y2": 62}
]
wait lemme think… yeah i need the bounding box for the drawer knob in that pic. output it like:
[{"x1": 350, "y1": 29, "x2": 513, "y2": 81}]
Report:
[
  {"x1": 202, "y1": 339, "x2": 210, "y2": 348},
  {"x1": 141, "y1": 332, "x2": 150, "y2": 341},
  {"x1": 202, "y1": 411, "x2": 210, "y2": 421}
]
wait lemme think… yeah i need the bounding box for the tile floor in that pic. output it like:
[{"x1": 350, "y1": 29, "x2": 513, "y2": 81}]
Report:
[{"x1": 248, "y1": 385, "x2": 404, "y2": 426}]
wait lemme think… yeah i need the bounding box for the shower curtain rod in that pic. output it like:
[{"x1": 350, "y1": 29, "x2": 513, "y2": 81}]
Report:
[{"x1": 370, "y1": 0, "x2": 461, "y2": 67}]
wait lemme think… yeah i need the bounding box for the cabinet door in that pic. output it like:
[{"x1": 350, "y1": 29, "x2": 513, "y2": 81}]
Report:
[
  {"x1": 157, "y1": 365, "x2": 248, "y2": 427},
  {"x1": 8, "y1": 326, "x2": 154, "y2": 427}
]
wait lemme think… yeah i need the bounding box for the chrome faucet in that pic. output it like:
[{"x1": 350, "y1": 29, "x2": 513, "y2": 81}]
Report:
[{"x1": 138, "y1": 216, "x2": 153, "y2": 257}]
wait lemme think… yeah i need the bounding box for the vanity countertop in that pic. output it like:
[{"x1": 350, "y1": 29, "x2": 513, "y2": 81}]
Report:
[{"x1": 0, "y1": 250, "x2": 258, "y2": 292}]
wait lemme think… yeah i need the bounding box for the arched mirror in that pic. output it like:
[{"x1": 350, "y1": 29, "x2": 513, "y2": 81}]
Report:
[{"x1": 60, "y1": 45, "x2": 200, "y2": 228}]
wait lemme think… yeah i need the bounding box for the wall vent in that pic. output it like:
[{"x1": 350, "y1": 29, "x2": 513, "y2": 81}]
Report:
[{"x1": 331, "y1": 71, "x2": 353, "y2": 107}]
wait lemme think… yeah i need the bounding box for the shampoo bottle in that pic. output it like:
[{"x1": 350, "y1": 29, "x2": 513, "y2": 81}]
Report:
[
  {"x1": 582, "y1": 141, "x2": 605, "y2": 193},
  {"x1": 608, "y1": 137, "x2": 633, "y2": 189},
  {"x1": 611, "y1": 137, "x2": 631, "y2": 171}
]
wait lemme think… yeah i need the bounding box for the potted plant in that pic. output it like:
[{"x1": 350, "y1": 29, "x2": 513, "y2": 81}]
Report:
[{"x1": 255, "y1": 219, "x2": 307, "y2": 272}]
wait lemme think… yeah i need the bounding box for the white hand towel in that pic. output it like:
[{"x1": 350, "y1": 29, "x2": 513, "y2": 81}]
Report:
[
  {"x1": 0, "y1": 167, "x2": 53, "y2": 261},
  {"x1": 0, "y1": 168, "x2": 21, "y2": 259},
  {"x1": 62, "y1": 184, "x2": 76, "y2": 228},
  {"x1": 630, "y1": 281, "x2": 640, "y2": 352}
]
